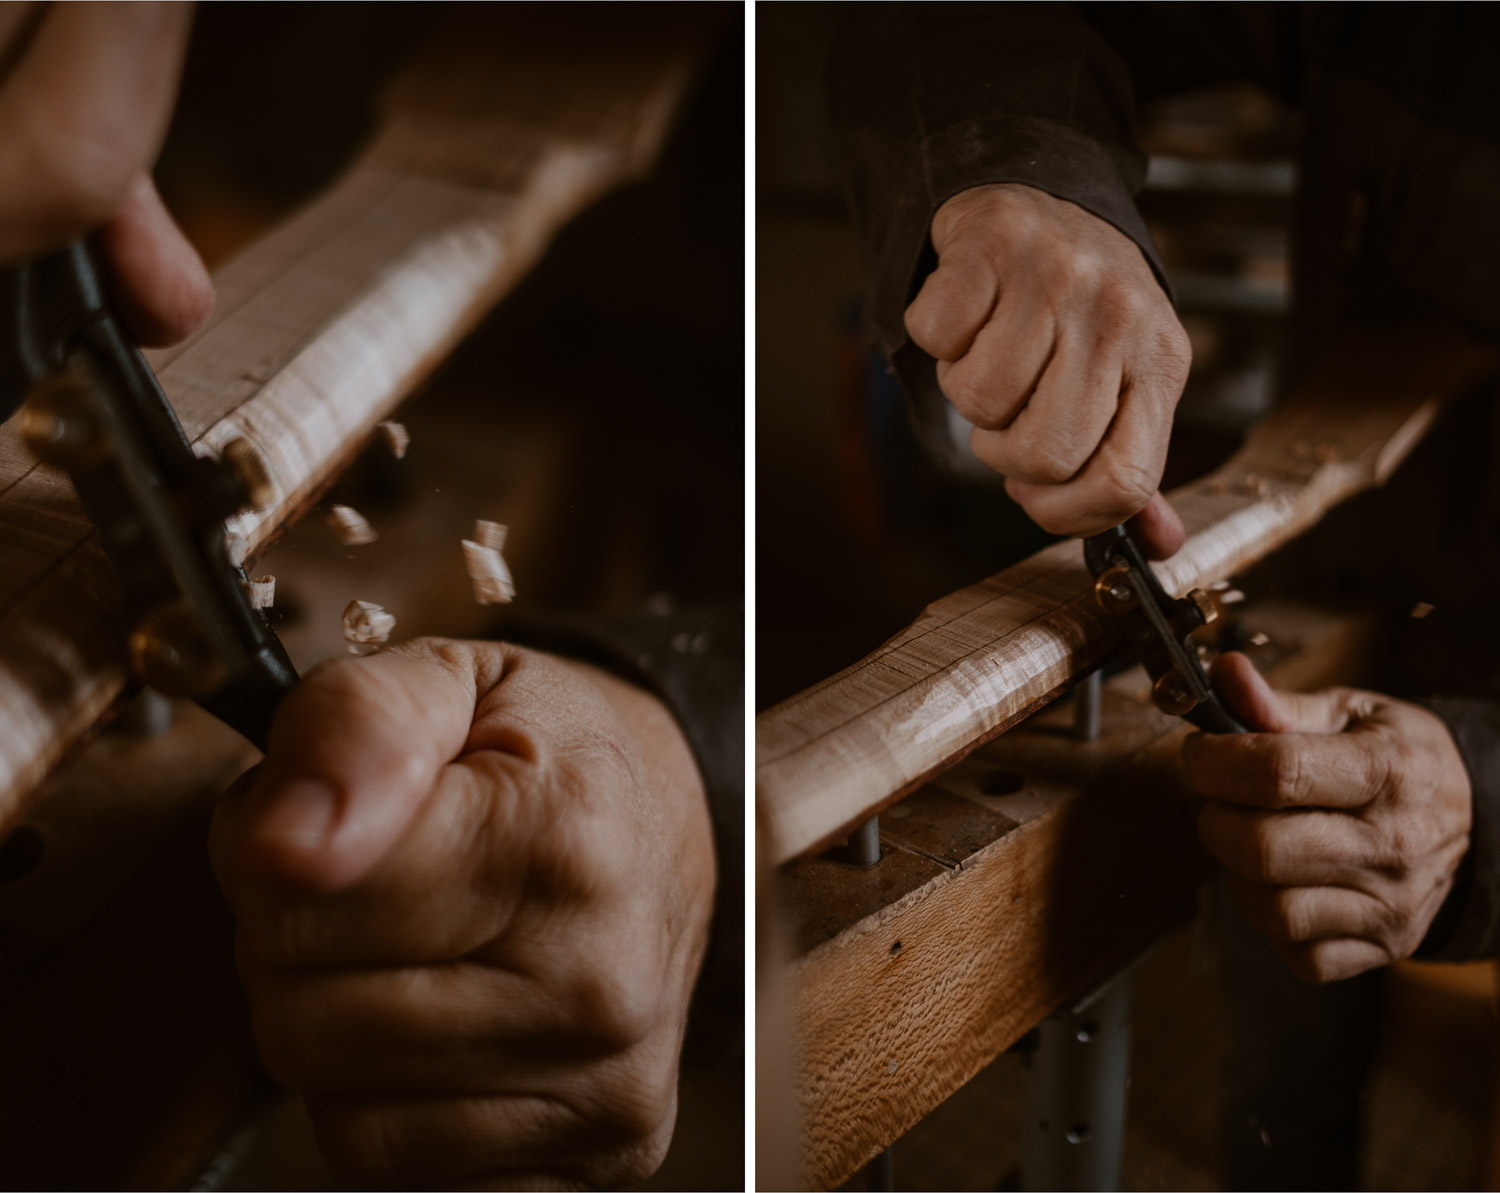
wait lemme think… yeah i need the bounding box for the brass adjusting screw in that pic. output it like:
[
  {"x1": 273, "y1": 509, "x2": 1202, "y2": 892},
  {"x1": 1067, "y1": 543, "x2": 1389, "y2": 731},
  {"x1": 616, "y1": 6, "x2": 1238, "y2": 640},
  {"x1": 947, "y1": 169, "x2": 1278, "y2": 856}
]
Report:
[
  {"x1": 17, "y1": 371, "x2": 109, "y2": 468},
  {"x1": 1187, "y1": 587, "x2": 1218, "y2": 626},
  {"x1": 1093, "y1": 565, "x2": 1138, "y2": 614},
  {"x1": 127, "y1": 603, "x2": 228, "y2": 698},
  {"x1": 1151, "y1": 670, "x2": 1198, "y2": 717}
]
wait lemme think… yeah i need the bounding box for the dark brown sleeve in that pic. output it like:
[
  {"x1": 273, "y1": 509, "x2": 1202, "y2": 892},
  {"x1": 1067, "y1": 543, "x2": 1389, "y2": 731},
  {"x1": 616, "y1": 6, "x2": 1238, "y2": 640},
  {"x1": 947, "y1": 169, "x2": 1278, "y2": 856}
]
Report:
[
  {"x1": 1414, "y1": 695, "x2": 1500, "y2": 961},
  {"x1": 826, "y1": 1, "x2": 1168, "y2": 460}
]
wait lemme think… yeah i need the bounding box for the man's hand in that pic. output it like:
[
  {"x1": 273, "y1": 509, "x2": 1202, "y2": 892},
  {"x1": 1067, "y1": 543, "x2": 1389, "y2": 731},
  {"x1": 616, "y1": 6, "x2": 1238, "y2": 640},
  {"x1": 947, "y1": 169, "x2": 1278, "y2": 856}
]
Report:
[
  {"x1": 905, "y1": 182, "x2": 1190, "y2": 556},
  {"x1": 0, "y1": 2, "x2": 211, "y2": 344},
  {"x1": 209, "y1": 639, "x2": 716, "y2": 1189},
  {"x1": 1185, "y1": 652, "x2": 1472, "y2": 983}
]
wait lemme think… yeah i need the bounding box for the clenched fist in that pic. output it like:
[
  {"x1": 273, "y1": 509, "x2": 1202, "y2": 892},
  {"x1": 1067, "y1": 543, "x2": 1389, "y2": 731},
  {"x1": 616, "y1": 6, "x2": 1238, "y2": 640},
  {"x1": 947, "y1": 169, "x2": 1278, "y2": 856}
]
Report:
[
  {"x1": 210, "y1": 639, "x2": 716, "y2": 1189},
  {"x1": 906, "y1": 182, "x2": 1190, "y2": 554},
  {"x1": 1186, "y1": 652, "x2": 1473, "y2": 983}
]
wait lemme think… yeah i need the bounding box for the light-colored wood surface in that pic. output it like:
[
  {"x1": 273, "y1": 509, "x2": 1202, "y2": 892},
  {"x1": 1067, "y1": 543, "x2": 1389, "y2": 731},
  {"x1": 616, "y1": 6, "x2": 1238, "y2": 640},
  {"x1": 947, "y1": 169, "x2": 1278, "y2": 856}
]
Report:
[
  {"x1": 784, "y1": 601, "x2": 1382, "y2": 1190},
  {"x1": 758, "y1": 324, "x2": 1498, "y2": 865},
  {"x1": 0, "y1": 12, "x2": 701, "y2": 830}
]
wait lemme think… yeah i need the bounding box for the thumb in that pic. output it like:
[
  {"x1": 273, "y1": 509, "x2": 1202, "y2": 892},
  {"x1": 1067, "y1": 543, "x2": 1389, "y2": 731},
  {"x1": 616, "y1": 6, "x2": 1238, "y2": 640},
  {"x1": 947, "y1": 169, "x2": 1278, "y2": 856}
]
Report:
[
  {"x1": 1125, "y1": 492, "x2": 1185, "y2": 561},
  {"x1": 96, "y1": 171, "x2": 215, "y2": 346},
  {"x1": 1209, "y1": 651, "x2": 1350, "y2": 735},
  {"x1": 212, "y1": 640, "x2": 485, "y2": 896}
]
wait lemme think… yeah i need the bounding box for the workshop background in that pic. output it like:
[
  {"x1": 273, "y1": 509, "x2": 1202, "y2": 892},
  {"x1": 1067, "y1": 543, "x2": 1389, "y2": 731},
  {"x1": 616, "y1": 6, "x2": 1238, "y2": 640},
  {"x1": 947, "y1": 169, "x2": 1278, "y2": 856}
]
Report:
[
  {"x1": 756, "y1": 5, "x2": 1500, "y2": 1190},
  {"x1": 0, "y1": 6, "x2": 743, "y2": 1190}
]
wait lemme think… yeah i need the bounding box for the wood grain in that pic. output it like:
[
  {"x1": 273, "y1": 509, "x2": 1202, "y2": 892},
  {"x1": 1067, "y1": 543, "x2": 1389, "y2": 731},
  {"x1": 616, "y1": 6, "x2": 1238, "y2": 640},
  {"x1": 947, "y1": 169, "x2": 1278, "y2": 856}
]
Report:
[
  {"x1": 784, "y1": 601, "x2": 1382, "y2": 1189},
  {"x1": 0, "y1": 11, "x2": 701, "y2": 829},
  {"x1": 758, "y1": 323, "x2": 1498, "y2": 865}
]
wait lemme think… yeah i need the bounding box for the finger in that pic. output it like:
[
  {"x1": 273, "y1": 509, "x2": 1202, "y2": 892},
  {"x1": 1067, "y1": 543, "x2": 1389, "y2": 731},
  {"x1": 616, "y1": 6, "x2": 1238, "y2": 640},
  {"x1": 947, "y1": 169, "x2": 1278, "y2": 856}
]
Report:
[
  {"x1": 0, "y1": 2, "x2": 193, "y2": 261},
  {"x1": 211, "y1": 639, "x2": 490, "y2": 897},
  {"x1": 1228, "y1": 877, "x2": 1392, "y2": 944},
  {"x1": 1003, "y1": 374, "x2": 1170, "y2": 536},
  {"x1": 905, "y1": 250, "x2": 999, "y2": 362},
  {"x1": 969, "y1": 321, "x2": 1122, "y2": 484},
  {"x1": 1125, "y1": 491, "x2": 1184, "y2": 560},
  {"x1": 308, "y1": 1069, "x2": 677, "y2": 1190},
  {"x1": 1209, "y1": 652, "x2": 1359, "y2": 735},
  {"x1": 935, "y1": 291, "x2": 1055, "y2": 430},
  {"x1": 95, "y1": 172, "x2": 214, "y2": 346},
  {"x1": 1278, "y1": 937, "x2": 1393, "y2": 984},
  {"x1": 1184, "y1": 724, "x2": 1385, "y2": 814},
  {"x1": 1198, "y1": 803, "x2": 1373, "y2": 884},
  {"x1": 240, "y1": 951, "x2": 670, "y2": 1093}
]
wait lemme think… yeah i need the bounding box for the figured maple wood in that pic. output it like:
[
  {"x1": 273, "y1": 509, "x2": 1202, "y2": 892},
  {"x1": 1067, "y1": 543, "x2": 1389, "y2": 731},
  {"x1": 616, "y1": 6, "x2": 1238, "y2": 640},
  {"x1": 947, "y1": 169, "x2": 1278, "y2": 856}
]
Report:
[
  {"x1": 785, "y1": 602, "x2": 1381, "y2": 1189},
  {"x1": 758, "y1": 323, "x2": 1498, "y2": 865},
  {"x1": 0, "y1": 11, "x2": 701, "y2": 828}
]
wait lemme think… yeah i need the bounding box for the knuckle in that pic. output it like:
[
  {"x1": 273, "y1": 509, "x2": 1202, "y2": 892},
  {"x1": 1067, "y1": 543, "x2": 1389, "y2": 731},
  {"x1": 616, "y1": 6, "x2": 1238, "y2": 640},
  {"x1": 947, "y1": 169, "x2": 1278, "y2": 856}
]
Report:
[
  {"x1": 1004, "y1": 424, "x2": 1080, "y2": 485},
  {"x1": 1300, "y1": 947, "x2": 1341, "y2": 985},
  {"x1": 1243, "y1": 820, "x2": 1279, "y2": 880},
  {"x1": 592, "y1": 1061, "x2": 679, "y2": 1146},
  {"x1": 591, "y1": 1113, "x2": 675, "y2": 1187},
  {"x1": 1161, "y1": 320, "x2": 1194, "y2": 374},
  {"x1": 569, "y1": 948, "x2": 665, "y2": 1051},
  {"x1": 941, "y1": 366, "x2": 1008, "y2": 426},
  {"x1": 1265, "y1": 743, "x2": 1306, "y2": 806},
  {"x1": 1098, "y1": 457, "x2": 1156, "y2": 518},
  {"x1": 1272, "y1": 890, "x2": 1310, "y2": 941},
  {"x1": 904, "y1": 295, "x2": 943, "y2": 351}
]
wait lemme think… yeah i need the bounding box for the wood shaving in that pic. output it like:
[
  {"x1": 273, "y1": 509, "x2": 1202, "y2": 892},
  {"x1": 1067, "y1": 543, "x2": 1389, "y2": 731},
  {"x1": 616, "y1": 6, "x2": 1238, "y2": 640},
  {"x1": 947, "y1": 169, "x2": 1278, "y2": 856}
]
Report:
[
  {"x1": 342, "y1": 599, "x2": 395, "y2": 645},
  {"x1": 1209, "y1": 579, "x2": 1231, "y2": 592},
  {"x1": 462, "y1": 539, "x2": 515, "y2": 605},
  {"x1": 474, "y1": 519, "x2": 507, "y2": 552},
  {"x1": 244, "y1": 575, "x2": 276, "y2": 609},
  {"x1": 328, "y1": 504, "x2": 377, "y2": 546},
  {"x1": 1249, "y1": 632, "x2": 1270, "y2": 646},
  {"x1": 1220, "y1": 589, "x2": 1246, "y2": 605},
  {"x1": 1410, "y1": 602, "x2": 1435, "y2": 619},
  {"x1": 224, "y1": 533, "x2": 249, "y2": 567},
  {"x1": 378, "y1": 421, "x2": 409, "y2": 459}
]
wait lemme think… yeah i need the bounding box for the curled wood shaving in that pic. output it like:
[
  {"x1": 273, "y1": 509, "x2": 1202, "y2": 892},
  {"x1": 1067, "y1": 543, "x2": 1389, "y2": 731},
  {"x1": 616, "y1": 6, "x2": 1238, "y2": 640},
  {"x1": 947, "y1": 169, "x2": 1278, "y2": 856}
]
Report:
[
  {"x1": 474, "y1": 519, "x2": 508, "y2": 552},
  {"x1": 462, "y1": 539, "x2": 515, "y2": 605},
  {"x1": 1249, "y1": 632, "x2": 1270, "y2": 646},
  {"x1": 342, "y1": 599, "x2": 396, "y2": 645},
  {"x1": 1410, "y1": 602, "x2": 1435, "y2": 619},
  {"x1": 328, "y1": 504, "x2": 377, "y2": 546},
  {"x1": 1220, "y1": 589, "x2": 1246, "y2": 605},
  {"x1": 379, "y1": 421, "x2": 409, "y2": 459},
  {"x1": 244, "y1": 575, "x2": 276, "y2": 609}
]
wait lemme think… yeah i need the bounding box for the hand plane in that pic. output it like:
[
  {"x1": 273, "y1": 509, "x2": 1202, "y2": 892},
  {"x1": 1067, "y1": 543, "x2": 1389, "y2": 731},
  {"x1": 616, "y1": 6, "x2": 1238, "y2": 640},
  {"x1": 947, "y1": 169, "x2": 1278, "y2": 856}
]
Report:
[
  {"x1": 0, "y1": 243, "x2": 295, "y2": 748},
  {"x1": 1083, "y1": 523, "x2": 1244, "y2": 734}
]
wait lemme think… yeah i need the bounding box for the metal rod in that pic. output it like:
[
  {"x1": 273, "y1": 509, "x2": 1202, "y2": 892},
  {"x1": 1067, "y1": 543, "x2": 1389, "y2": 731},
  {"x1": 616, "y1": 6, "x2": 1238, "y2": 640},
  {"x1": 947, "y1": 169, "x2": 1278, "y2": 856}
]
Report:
[
  {"x1": 1073, "y1": 668, "x2": 1102, "y2": 742},
  {"x1": 865, "y1": 1146, "x2": 894, "y2": 1192},
  {"x1": 1021, "y1": 968, "x2": 1132, "y2": 1191},
  {"x1": 850, "y1": 816, "x2": 881, "y2": 867}
]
